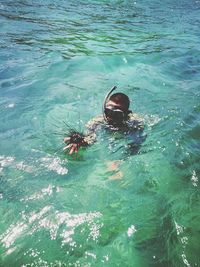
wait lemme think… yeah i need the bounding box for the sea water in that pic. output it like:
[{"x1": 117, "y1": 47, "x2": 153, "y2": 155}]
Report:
[{"x1": 0, "y1": 0, "x2": 200, "y2": 266}]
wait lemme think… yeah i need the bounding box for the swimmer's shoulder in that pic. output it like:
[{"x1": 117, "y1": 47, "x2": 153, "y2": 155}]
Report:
[
  {"x1": 128, "y1": 112, "x2": 145, "y2": 130},
  {"x1": 128, "y1": 112, "x2": 144, "y2": 121}
]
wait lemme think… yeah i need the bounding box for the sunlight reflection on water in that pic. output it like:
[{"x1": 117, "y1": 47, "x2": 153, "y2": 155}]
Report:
[{"x1": 0, "y1": 205, "x2": 102, "y2": 255}]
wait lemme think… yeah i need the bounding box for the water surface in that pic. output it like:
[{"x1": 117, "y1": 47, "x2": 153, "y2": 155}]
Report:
[{"x1": 0, "y1": 0, "x2": 200, "y2": 266}]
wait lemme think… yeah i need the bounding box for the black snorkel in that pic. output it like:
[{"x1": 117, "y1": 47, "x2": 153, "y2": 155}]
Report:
[{"x1": 102, "y1": 85, "x2": 117, "y2": 122}]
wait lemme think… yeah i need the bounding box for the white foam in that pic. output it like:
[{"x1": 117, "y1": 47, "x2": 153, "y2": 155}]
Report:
[
  {"x1": 40, "y1": 156, "x2": 68, "y2": 175},
  {"x1": 191, "y1": 170, "x2": 198, "y2": 187},
  {"x1": 0, "y1": 206, "x2": 102, "y2": 252},
  {"x1": 127, "y1": 225, "x2": 137, "y2": 237},
  {"x1": 20, "y1": 185, "x2": 60, "y2": 202},
  {"x1": 6, "y1": 103, "x2": 15, "y2": 108},
  {"x1": 144, "y1": 114, "x2": 161, "y2": 128},
  {"x1": 0, "y1": 156, "x2": 15, "y2": 168}
]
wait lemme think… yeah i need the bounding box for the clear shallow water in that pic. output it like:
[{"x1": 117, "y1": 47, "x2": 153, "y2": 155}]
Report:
[{"x1": 0, "y1": 0, "x2": 200, "y2": 266}]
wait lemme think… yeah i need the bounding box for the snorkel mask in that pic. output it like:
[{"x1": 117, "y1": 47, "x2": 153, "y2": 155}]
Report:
[{"x1": 102, "y1": 86, "x2": 127, "y2": 124}]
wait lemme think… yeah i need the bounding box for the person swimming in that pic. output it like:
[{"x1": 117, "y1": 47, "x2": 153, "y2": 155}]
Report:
[{"x1": 63, "y1": 86, "x2": 145, "y2": 154}]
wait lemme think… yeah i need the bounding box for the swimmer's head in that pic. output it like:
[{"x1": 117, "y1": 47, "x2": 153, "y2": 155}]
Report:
[
  {"x1": 108, "y1": 93, "x2": 130, "y2": 112},
  {"x1": 103, "y1": 87, "x2": 131, "y2": 125}
]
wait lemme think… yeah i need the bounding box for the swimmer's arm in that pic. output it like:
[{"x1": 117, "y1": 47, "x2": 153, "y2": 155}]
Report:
[
  {"x1": 63, "y1": 135, "x2": 83, "y2": 154},
  {"x1": 63, "y1": 115, "x2": 103, "y2": 154},
  {"x1": 63, "y1": 141, "x2": 80, "y2": 154},
  {"x1": 128, "y1": 113, "x2": 145, "y2": 129},
  {"x1": 63, "y1": 127, "x2": 96, "y2": 155},
  {"x1": 83, "y1": 115, "x2": 104, "y2": 144},
  {"x1": 63, "y1": 132, "x2": 96, "y2": 154}
]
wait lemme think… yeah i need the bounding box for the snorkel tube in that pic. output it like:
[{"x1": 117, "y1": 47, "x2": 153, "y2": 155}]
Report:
[{"x1": 102, "y1": 85, "x2": 117, "y2": 122}]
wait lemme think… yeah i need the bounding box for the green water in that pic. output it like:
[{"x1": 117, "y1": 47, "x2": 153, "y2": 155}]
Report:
[{"x1": 0, "y1": 0, "x2": 200, "y2": 266}]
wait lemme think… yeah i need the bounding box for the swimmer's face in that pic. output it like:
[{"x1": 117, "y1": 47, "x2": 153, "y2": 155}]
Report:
[{"x1": 105, "y1": 100, "x2": 125, "y2": 125}]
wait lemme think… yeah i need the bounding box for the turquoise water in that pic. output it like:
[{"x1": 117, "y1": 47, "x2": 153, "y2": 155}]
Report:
[{"x1": 0, "y1": 0, "x2": 200, "y2": 266}]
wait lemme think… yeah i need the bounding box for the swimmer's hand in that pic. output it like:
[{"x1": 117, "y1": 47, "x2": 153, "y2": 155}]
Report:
[{"x1": 63, "y1": 132, "x2": 88, "y2": 154}]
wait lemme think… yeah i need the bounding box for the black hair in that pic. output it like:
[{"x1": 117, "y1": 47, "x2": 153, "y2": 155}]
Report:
[{"x1": 109, "y1": 93, "x2": 130, "y2": 111}]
